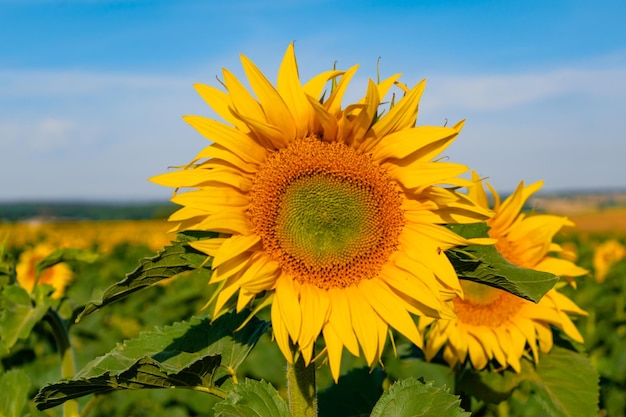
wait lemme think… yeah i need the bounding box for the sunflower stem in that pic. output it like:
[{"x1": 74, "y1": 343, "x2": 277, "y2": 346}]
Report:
[
  {"x1": 44, "y1": 308, "x2": 79, "y2": 417},
  {"x1": 286, "y1": 354, "x2": 318, "y2": 417}
]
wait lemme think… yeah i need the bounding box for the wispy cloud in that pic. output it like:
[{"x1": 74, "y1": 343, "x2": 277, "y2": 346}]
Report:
[
  {"x1": 0, "y1": 118, "x2": 78, "y2": 151},
  {"x1": 1, "y1": 60, "x2": 625, "y2": 200},
  {"x1": 420, "y1": 67, "x2": 626, "y2": 112}
]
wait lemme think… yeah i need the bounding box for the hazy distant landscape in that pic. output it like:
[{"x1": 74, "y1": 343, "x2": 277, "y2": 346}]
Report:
[
  {"x1": 0, "y1": 201, "x2": 177, "y2": 222},
  {"x1": 529, "y1": 190, "x2": 626, "y2": 215},
  {"x1": 1, "y1": 190, "x2": 625, "y2": 223}
]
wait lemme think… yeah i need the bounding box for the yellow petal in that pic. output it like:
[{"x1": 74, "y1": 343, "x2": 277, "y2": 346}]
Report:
[
  {"x1": 490, "y1": 180, "x2": 543, "y2": 233},
  {"x1": 183, "y1": 115, "x2": 267, "y2": 165},
  {"x1": 386, "y1": 161, "x2": 469, "y2": 191},
  {"x1": 171, "y1": 188, "x2": 248, "y2": 211},
  {"x1": 241, "y1": 53, "x2": 297, "y2": 140},
  {"x1": 306, "y1": 95, "x2": 338, "y2": 140},
  {"x1": 195, "y1": 211, "x2": 252, "y2": 235},
  {"x1": 213, "y1": 234, "x2": 261, "y2": 268},
  {"x1": 322, "y1": 323, "x2": 344, "y2": 382},
  {"x1": 302, "y1": 69, "x2": 343, "y2": 99},
  {"x1": 535, "y1": 257, "x2": 589, "y2": 278},
  {"x1": 213, "y1": 275, "x2": 242, "y2": 316},
  {"x1": 375, "y1": 73, "x2": 403, "y2": 103},
  {"x1": 236, "y1": 289, "x2": 256, "y2": 313},
  {"x1": 271, "y1": 295, "x2": 294, "y2": 363},
  {"x1": 231, "y1": 110, "x2": 289, "y2": 149},
  {"x1": 358, "y1": 279, "x2": 422, "y2": 348},
  {"x1": 168, "y1": 206, "x2": 211, "y2": 222},
  {"x1": 423, "y1": 322, "x2": 449, "y2": 360},
  {"x1": 189, "y1": 237, "x2": 226, "y2": 257},
  {"x1": 240, "y1": 258, "x2": 281, "y2": 294},
  {"x1": 193, "y1": 83, "x2": 250, "y2": 133},
  {"x1": 194, "y1": 144, "x2": 258, "y2": 174},
  {"x1": 326, "y1": 289, "x2": 360, "y2": 356},
  {"x1": 277, "y1": 43, "x2": 312, "y2": 138},
  {"x1": 345, "y1": 286, "x2": 380, "y2": 366},
  {"x1": 467, "y1": 333, "x2": 489, "y2": 370},
  {"x1": 380, "y1": 259, "x2": 444, "y2": 314},
  {"x1": 323, "y1": 65, "x2": 360, "y2": 116},
  {"x1": 399, "y1": 228, "x2": 463, "y2": 295},
  {"x1": 341, "y1": 79, "x2": 379, "y2": 147},
  {"x1": 211, "y1": 252, "x2": 252, "y2": 283},
  {"x1": 546, "y1": 290, "x2": 587, "y2": 316},
  {"x1": 222, "y1": 67, "x2": 267, "y2": 124},
  {"x1": 361, "y1": 79, "x2": 425, "y2": 152},
  {"x1": 275, "y1": 275, "x2": 302, "y2": 342},
  {"x1": 371, "y1": 126, "x2": 460, "y2": 162},
  {"x1": 297, "y1": 284, "x2": 330, "y2": 359},
  {"x1": 150, "y1": 167, "x2": 252, "y2": 191},
  {"x1": 536, "y1": 322, "x2": 554, "y2": 353},
  {"x1": 467, "y1": 170, "x2": 490, "y2": 211}
]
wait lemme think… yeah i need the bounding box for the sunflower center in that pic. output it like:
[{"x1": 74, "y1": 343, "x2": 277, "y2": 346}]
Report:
[
  {"x1": 453, "y1": 280, "x2": 526, "y2": 327},
  {"x1": 248, "y1": 137, "x2": 404, "y2": 290},
  {"x1": 276, "y1": 175, "x2": 378, "y2": 266}
]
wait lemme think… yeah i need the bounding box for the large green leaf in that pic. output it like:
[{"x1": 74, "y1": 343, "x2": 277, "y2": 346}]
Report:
[
  {"x1": 213, "y1": 379, "x2": 291, "y2": 417},
  {"x1": 523, "y1": 346, "x2": 599, "y2": 417},
  {"x1": 370, "y1": 377, "x2": 469, "y2": 417},
  {"x1": 0, "y1": 284, "x2": 54, "y2": 354},
  {"x1": 35, "y1": 310, "x2": 270, "y2": 410},
  {"x1": 446, "y1": 223, "x2": 558, "y2": 302},
  {"x1": 0, "y1": 369, "x2": 31, "y2": 417},
  {"x1": 458, "y1": 347, "x2": 599, "y2": 417},
  {"x1": 77, "y1": 231, "x2": 216, "y2": 321}
]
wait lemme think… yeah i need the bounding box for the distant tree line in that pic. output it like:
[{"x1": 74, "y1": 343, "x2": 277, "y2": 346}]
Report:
[{"x1": 0, "y1": 202, "x2": 177, "y2": 222}]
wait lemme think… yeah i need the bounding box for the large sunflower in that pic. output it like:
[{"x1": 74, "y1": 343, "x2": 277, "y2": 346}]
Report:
[
  {"x1": 16, "y1": 243, "x2": 73, "y2": 299},
  {"x1": 421, "y1": 173, "x2": 588, "y2": 372},
  {"x1": 151, "y1": 44, "x2": 491, "y2": 381}
]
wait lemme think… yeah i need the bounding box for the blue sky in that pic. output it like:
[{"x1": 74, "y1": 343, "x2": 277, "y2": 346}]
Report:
[{"x1": 1, "y1": 0, "x2": 625, "y2": 201}]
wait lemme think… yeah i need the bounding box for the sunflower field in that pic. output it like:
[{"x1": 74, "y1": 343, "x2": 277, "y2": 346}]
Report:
[{"x1": 2, "y1": 45, "x2": 625, "y2": 417}]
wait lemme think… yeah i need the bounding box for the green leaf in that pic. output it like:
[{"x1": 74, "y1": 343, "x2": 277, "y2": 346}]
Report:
[
  {"x1": 521, "y1": 346, "x2": 599, "y2": 417},
  {"x1": 0, "y1": 284, "x2": 54, "y2": 354},
  {"x1": 446, "y1": 223, "x2": 558, "y2": 302},
  {"x1": 34, "y1": 247, "x2": 99, "y2": 277},
  {"x1": 35, "y1": 310, "x2": 270, "y2": 410},
  {"x1": 0, "y1": 369, "x2": 31, "y2": 417},
  {"x1": 370, "y1": 377, "x2": 469, "y2": 417},
  {"x1": 318, "y1": 367, "x2": 384, "y2": 417},
  {"x1": 77, "y1": 231, "x2": 216, "y2": 321},
  {"x1": 0, "y1": 236, "x2": 12, "y2": 283},
  {"x1": 458, "y1": 347, "x2": 599, "y2": 417},
  {"x1": 456, "y1": 364, "x2": 525, "y2": 404},
  {"x1": 213, "y1": 379, "x2": 291, "y2": 417}
]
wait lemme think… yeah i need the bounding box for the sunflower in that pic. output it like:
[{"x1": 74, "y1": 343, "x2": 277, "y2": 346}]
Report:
[
  {"x1": 151, "y1": 44, "x2": 491, "y2": 381},
  {"x1": 421, "y1": 172, "x2": 588, "y2": 372},
  {"x1": 593, "y1": 239, "x2": 625, "y2": 283},
  {"x1": 16, "y1": 243, "x2": 73, "y2": 299}
]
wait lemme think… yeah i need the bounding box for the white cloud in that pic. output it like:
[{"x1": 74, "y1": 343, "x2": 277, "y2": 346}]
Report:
[
  {"x1": 423, "y1": 67, "x2": 626, "y2": 112},
  {"x1": 0, "y1": 61, "x2": 625, "y2": 201},
  {"x1": 0, "y1": 68, "x2": 190, "y2": 99},
  {"x1": 0, "y1": 118, "x2": 76, "y2": 151}
]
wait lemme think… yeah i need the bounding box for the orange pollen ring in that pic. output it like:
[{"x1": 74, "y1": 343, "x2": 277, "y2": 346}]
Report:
[
  {"x1": 248, "y1": 136, "x2": 404, "y2": 290},
  {"x1": 453, "y1": 281, "x2": 526, "y2": 327}
]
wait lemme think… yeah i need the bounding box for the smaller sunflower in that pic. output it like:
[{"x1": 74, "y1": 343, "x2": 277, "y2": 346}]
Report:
[
  {"x1": 421, "y1": 173, "x2": 588, "y2": 372},
  {"x1": 16, "y1": 243, "x2": 73, "y2": 299},
  {"x1": 593, "y1": 239, "x2": 625, "y2": 283}
]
